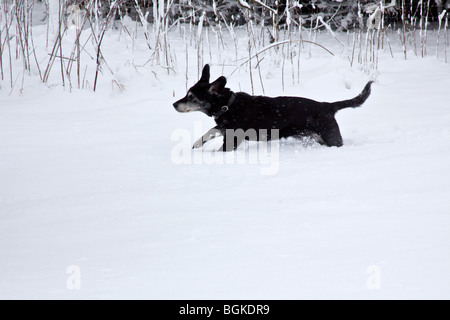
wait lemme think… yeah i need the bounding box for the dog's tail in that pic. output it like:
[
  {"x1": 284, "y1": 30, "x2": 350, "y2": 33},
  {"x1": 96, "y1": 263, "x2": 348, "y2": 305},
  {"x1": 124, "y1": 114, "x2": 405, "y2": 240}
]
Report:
[{"x1": 331, "y1": 81, "x2": 373, "y2": 113}]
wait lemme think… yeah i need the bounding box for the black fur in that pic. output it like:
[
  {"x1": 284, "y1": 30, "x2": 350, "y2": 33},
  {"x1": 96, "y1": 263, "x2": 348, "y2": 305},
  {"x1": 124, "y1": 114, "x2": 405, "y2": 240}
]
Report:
[{"x1": 173, "y1": 64, "x2": 373, "y2": 151}]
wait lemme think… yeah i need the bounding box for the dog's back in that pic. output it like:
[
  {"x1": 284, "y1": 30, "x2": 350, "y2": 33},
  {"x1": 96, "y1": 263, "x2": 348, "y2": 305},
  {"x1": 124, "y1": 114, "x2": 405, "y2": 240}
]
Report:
[{"x1": 217, "y1": 82, "x2": 372, "y2": 131}]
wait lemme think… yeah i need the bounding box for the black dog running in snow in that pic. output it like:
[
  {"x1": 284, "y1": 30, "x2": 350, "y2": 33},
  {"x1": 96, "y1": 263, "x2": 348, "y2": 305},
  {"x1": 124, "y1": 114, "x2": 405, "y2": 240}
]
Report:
[{"x1": 173, "y1": 64, "x2": 373, "y2": 151}]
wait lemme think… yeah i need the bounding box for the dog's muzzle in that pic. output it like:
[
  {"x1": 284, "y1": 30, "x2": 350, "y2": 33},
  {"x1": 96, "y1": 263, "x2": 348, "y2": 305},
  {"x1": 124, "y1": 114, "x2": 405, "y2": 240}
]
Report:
[
  {"x1": 173, "y1": 96, "x2": 206, "y2": 113},
  {"x1": 173, "y1": 100, "x2": 187, "y2": 112},
  {"x1": 173, "y1": 101, "x2": 181, "y2": 111},
  {"x1": 174, "y1": 101, "x2": 196, "y2": 113}
]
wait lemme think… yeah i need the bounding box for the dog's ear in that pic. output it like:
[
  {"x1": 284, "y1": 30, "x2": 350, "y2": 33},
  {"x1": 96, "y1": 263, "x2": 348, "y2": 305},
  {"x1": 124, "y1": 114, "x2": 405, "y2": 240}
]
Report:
[
  {"x1": 199, "y1": 64, "x2": 210, "y2": 83},
  {"x1": 209, "y1": 76, "x2": 227, "y2": 94}
]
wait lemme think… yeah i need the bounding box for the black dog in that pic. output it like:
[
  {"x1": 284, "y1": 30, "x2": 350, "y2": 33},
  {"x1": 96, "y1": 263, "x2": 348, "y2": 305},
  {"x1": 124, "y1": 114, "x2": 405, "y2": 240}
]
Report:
[{"x1": 173, "y1": 64, "x2": 373, "y2": 151}]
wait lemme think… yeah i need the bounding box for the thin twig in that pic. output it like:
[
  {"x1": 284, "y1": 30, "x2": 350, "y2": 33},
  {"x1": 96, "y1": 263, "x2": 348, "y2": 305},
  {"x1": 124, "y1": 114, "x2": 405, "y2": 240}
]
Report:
[
  {"x1": 230, "y1": 39, "x2": 334, "y2": 76},
  {"x1": 93, "y1": 0, "x2": 120, "y2": 92}
]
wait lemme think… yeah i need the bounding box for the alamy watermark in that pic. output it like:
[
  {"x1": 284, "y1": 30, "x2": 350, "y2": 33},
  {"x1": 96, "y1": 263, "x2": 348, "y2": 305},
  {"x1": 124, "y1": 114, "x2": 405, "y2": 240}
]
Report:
[
  {"x1": 66, "y1": 265, "x2": 81, "y2": 290},
  {"x1": 366, "y1": 265, "x2": 381, "y2": 290},
  {"x1": 171, "y1": 121, "x2": 280, "y2": 175}
]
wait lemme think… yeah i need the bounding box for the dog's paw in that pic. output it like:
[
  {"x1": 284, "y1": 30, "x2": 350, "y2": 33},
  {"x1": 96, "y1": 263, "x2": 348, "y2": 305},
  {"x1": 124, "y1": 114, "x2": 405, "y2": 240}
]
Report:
[{"x1": 192, "y1": 139, "x2": 204, "y2": 149}]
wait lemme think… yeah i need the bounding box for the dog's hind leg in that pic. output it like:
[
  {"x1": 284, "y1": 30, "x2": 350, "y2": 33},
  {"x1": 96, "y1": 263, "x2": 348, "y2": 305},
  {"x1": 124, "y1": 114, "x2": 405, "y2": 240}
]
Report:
[
  {"x1": 193, "y1": 126, "x2": 222, "y2": 149},
  {"x1": 316, "y1": 119, "x2": 344, "y2": 147}
]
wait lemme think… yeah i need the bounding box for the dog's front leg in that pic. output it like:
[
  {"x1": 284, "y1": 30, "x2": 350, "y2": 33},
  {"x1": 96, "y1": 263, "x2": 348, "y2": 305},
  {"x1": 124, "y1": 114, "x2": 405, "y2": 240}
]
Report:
[{"x1": 192, "y1": 126, "x2": 222, "y2": 149}]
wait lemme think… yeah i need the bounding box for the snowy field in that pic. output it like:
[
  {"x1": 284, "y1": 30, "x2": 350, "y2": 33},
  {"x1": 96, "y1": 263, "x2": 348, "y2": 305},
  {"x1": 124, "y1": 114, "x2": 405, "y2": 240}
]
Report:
[{"x1": 1, "y1": 24, "x2": 450, "y2": 299}]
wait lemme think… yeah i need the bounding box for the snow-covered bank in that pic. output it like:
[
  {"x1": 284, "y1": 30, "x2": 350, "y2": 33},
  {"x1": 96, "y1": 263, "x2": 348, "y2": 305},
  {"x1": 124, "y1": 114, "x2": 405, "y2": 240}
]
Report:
[{"x1": 1, "y1": 27, "x2": 450, "y2": 299}]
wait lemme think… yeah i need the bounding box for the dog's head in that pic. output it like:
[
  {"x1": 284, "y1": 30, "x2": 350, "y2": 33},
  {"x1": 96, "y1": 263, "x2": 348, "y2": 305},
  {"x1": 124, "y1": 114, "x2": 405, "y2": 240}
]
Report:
[{"x1": 173, "y1": 64, "x2": 229, "y2": 117}]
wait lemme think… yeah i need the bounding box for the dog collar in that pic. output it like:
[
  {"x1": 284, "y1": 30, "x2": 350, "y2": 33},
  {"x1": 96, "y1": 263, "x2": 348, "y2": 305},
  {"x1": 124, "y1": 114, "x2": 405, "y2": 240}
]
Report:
[{"x1": 213, "y1": 93, "x2": 236, "y2": 119}]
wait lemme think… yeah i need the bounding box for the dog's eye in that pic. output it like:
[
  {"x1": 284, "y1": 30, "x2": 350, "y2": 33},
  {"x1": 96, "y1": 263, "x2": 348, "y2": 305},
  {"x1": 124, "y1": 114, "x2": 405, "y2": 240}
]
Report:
[{"x1": 187, "y1": 93, "x2": 193, "y2": 100}]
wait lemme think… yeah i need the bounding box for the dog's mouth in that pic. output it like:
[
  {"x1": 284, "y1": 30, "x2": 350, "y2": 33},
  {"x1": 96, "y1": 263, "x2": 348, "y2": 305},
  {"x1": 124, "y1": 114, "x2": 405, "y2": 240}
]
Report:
[
  {"x1": 175, "y1": 106, "x2": 197, "y2": 113},
  {"x1": 174, "y1": 102, "x2": 201, "y2": 113}
]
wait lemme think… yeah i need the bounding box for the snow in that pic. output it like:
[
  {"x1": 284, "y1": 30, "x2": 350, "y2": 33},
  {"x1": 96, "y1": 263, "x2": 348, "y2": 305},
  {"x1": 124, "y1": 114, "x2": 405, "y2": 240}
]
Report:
[{"x1": 1, "y1": 24, "x2": 450, "y2": 299}]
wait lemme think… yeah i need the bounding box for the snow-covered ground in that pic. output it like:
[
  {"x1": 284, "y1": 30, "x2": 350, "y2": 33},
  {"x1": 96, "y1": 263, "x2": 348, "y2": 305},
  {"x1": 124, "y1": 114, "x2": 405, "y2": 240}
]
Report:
[{"x1": 1, "y1": 25, "x2": 450, "y2": 299}]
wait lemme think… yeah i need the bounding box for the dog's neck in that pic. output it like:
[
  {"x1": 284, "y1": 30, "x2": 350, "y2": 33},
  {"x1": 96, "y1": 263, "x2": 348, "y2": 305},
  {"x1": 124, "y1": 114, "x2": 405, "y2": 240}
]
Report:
[{"x1": 212, "y1": 92, "x2": 236, "y2": 120}]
